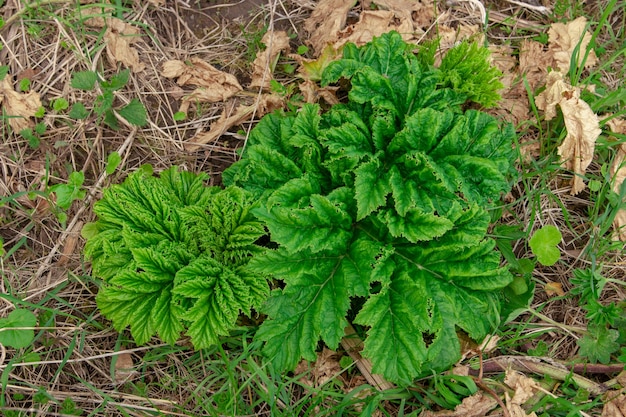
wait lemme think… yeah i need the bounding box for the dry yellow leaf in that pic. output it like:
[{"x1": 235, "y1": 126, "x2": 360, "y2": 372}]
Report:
[
  {"x1": 0, "y1": 77, "x2": 42, "y2": 133},
  {"x1": 250, "y1": 30, "x2": 291, "y2": 90},
  {"x1": 548, "y1": 16, "x2": 598, "y2": 73},
  {"x1": 304, "y1": 0, "x2": 356, "y2": 56},
  {"x1": 184, "y1": 94, "x2": 284, "y2": 151},
  {"x1": 606, "y1": 116, "x2": 626, "y2": 240},
  {"x1": 535, "y1": 71, "x2": 601, "y2": 194},
  {"x1": 544, "y1": 281, "x2": 565, "y2": 297},
  {"x1": 296, "y1": 44, "x2": 343, "y2": 82}
]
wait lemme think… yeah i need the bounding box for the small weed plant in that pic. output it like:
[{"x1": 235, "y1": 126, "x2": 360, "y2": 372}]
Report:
[{"x1": 70, "y1": 68, "x2": 147, "y2": 129}]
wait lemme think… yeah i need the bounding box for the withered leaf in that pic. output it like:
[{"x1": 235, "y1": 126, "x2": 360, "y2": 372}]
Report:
[
  {"x1": 548, "y1": 16, "x2": 598, "y2": 73},
  {"x1": 535, "y1": 71, "x2": 601, "y2": 194},
  {"x1": 505, "y1": 370, "x2": 542, "y2": 405},
  {"x1": 304, "y1": 0, "x2": 355, "y2": 56},
  {"x1": 250, "y1": 30, "x2": 291, "y2": 89},
  {"x1": 103, "y1": 18, "x2": 145, "y2": 72},
  {"x1": 0, "y1": 77, "x2": 42, "y2": 133},
  {"x1": 184, "y1": 94, "x2": 284, "y2": 151},
  {"x1": 606, "y1": 116, "x2": 626, "y2": 240}
]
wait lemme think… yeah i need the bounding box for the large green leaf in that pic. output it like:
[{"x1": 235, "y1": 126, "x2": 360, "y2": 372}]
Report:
[
  {"x1": 174, "y1": 257, "x2": 264, "y2": 349},
  {"x1": 252, "y1": 235, "x2": 380, "y2": 371}
]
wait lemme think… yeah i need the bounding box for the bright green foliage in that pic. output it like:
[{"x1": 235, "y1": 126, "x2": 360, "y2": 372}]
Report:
[
  {"x1": 0, "y1": 309, "x2": 37, "y2": 349},
  {"x1": 84, "y1": 167, "x2": 268, "y2": 349},
  {"x1": 50, "y1": 171, "x2": 86, "y2": 210},
  {"x1": 577, "y1": 325, "x2": 620, "y2": 364},
  {"x1": 529, "y1": 225, "x2": 562, "y2": 266},
  {"x1": 224, "y1": 32, "x2": 516, "y2": 385},
  {"x1": 438, "y1": 40, "x2": 504, "y2": 108},
  {"x1": 69, "y1": 69, "x2": 148, "y2": 129}
]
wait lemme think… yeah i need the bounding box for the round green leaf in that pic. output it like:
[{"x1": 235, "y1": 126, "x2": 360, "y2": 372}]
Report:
[{"x1": 529, "y1": 225, "x2": 562, "y2": 266}]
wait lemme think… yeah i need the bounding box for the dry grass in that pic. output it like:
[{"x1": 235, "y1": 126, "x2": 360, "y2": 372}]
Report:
[{"x1": 1, "y1": 0, "x2": 625, "y2": 416}]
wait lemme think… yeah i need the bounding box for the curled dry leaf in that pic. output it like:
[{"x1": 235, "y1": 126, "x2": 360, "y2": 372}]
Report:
[
  {"x1": 83, "y1": 14, "x2": 144, "y2": 71},
  {"x1": 296, "y1": 348, "x2": 343, "y2": 388},
  {"x1": 162, "y1": 58, "x2": 243, "y2": 114},
  {"x1": 299, "y1": 79, "x2": 339, "y2": 105},
  {"x1": 548, "y1": 16, "x2": 597, "y2": 73},
  {"x1": 606, "y1": 116, "x2": 626, "y2": 240},
  {"x1": 0, "y1": 77, "x2": 42, "y2": 133},
  {"x1": 250, "y1": 30, "x2": 291, "y2": 89},
  {"x1": 489, "y1": 44, "x2": 531, "y2": 125},
  {"x1": 505, "y1": 370, "x2": 542, "y2": 405},
  {"x1": 519, "y1": 39, "x2": 550, "y2": 90},
  {"x1": 535, "y1": 71, "x2": 601, "y2": 194},
  {"x1": 336, "y1": 10, "x2": 414, "y2": 48},
  {"x1": 184, "y1": 94, "x2": 284, "y2": 152},
  {"x1": 83, "y1": 13, "x2": 144, "y2": 71},
  {"x1": 162, "y1": 58, "x2": 242, "y2": 91},
  {"x1": 544, "y1": 281, "x2": 565, "y2": 297},
  {"x1": 602, "y1": 393, "x2": 626, "y2": 416},
  {"x1": 304, "y1": 0, "x2": 355, "y2": 56}
]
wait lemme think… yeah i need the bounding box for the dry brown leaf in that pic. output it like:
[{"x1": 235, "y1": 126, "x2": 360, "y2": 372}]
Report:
[
  {"x1": 0, "y1": 77, "x2": 42, "y2": 133},
  {"x1": 505, "y1": 370, "x2": 542, "y2": 405},
  {"x1": 606, "y1": 116, "x2": 626, "y2": 240},
  {"x1": 336, "y1": 10, "x2": 414, "y2": 48},
  {"x1": 103, "y1": 18, "x2": 144, "y2": 72},
  {"x1": 113, "y1": 352, "x2": 136, "y2": 384},
  {"x1": 162, "y1": 58, "x2": 242, "y2": 91},
  {"x1": 299, "y1": 79, "x2": 339, "y2": 105},
  {"x1": 548, "y1": 16, "x2": 598, "y2": 73},
  {"x1": 544, "y1": 281, "x2": 565, "y2": 297},
  {"x1": 162, "y1": 58, "x2": 243, "y2": 114},
  {"x1": 58, "y1": 221, "x2": 83, "y2": 266},
  {"x1": 505, "y1": 396, "x2": 539, "y2": 417},
  {"x1": 250, "y1": 30, "x2": 291, "y2": 89},
  {"x1": 305, "y1": 348, "x2": 343, "y2": 387},
  {"x1": 602, "y1": 393, "x2": 626, "y2": 416},
  {"x1": 519, "y1": 40, "x2": 550, "y2": 90},
  {"x1": 304, "y1": 0, "x2": 355, "y2": 56},
  {"x1": 351, "y1": 0, "x2": 433, "y2": 44},
  {"x1": 535, "y1": 71, "x2": 601, "y2": 194},
  {"x1": 418, "y1": 392, "x2": 498, "y2": 417},
  {"x1": 488, "y1": 44, "x2": 531, "y2": 125},
  {"x1": 184, "y1": 94, "x2": 284, "y2": 151},
  {"x1": 84, "y1": 15, "x2": 144, "y2": 71},
  {"x1": 436, "y1": 24, "x2": 482, "y2": 60}
]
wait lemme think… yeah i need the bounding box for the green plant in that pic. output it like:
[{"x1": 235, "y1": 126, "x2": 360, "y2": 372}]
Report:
[
  {"x1": 529, "y1": 225, "x2": 562, "y2": 266},
  {"x1": 224, "y1": 32, "x2": 517, "y2": 385},
  {"x1": 0, "y1": 309, "x2": 37, "y2": 348},
  {"x1": 83, "y1": 167, "x2": 268, "y2": 349},
  {"x1": 70, "y1": 69, "x2": 147, "y2": 129}
]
